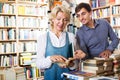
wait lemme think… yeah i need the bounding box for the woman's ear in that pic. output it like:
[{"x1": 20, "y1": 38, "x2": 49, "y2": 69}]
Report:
[{"x1": 52, "y1": 18, "x2": 55, "y2": 22}]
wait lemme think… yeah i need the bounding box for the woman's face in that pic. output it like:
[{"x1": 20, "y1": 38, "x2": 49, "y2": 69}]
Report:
[{"x1": 52, "y1": 11, "x2": 69, "y2": 32}]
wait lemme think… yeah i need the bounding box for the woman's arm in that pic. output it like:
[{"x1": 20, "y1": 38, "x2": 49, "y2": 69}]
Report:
[{"x1": 36, "y1": 32, "x2": 53, "y2": 69}]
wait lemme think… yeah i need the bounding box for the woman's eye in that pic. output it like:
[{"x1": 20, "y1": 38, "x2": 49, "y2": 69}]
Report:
[
  {"x1": 63, "y1": 19, "x2": 68, "y2": 21},
  {"x1": 56, "y1": 18, "x2": 61, "y2": 20}
]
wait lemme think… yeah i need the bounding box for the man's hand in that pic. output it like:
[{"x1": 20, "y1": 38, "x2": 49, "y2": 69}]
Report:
[
  {"x1": 74, "y1": 50, "x2": 86, "y2": 59},
  {"x1": 99, "y1": 49, "x2": 112, "y2": 58}
]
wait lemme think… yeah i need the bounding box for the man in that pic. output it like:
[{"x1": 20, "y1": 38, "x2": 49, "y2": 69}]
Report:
[{"x1": 75, "y1": 3, "x2": 119, "y2": 59}]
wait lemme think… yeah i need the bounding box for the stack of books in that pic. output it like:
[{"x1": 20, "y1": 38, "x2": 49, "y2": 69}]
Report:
[
  {"x1": 1, "y1": 67, "x2": 26, "y2": 80},
  {"x1": 94, "y1": 57, "x2": 114, "y2": 76},
  {"x1": 0, "y1": 74, "x2": 4, "y2": 80},
  {"x1": 82, "y1": 59, "x2": 104, "y2": 75},
  {"x1": 110, "y1": 50, "x2": 120, "y2": 77},
  {"x1": 13, "y1": 67, "x2": 26, "y2": 80}
]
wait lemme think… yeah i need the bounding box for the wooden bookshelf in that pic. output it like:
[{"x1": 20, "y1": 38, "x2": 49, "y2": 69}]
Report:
[{"x1": 0, "y1": 0, "x2": 48, "y2": 80}]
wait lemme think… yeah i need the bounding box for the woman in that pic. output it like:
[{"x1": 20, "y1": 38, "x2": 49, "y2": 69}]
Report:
[{"x1": 36, "y1": 5, "x2": 85, "y2": 80}]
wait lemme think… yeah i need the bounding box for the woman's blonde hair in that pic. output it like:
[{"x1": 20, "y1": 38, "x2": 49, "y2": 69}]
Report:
[{"x1": 49, "y1": 5, "x2": 71, "y2": 29}]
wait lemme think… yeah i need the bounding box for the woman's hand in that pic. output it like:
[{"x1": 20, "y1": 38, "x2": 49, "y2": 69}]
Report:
[
  {"x1": 50, "y1": 55, "x2": 67, "y2": 63},
  {"x1": 50, "y1": 55, "x2": 68, "y2": 68},
  {"x1": 74, "y1": 50, "x2": 86, "y2": 59}
]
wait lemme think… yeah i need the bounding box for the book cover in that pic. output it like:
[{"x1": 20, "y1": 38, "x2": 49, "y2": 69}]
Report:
[
  {"x1": 89, "y1": 76, "x2": 118, "y2": 80},
  {"x1": 83, "y1": 65, "x2": 104, "y2": 71},
  {"x1": 83, "y1": 69, "x2": 104, "y2": 75},
  {"x1": 61, "y1": 71, "x2": 96, "y2": 80},
  {"x1": 84, "y1": 59, "x2": 104, "y2": 64}
]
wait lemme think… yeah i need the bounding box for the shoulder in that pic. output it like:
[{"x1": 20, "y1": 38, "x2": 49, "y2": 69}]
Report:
[
  {"x1": 67, "y1": 32, "x2": 76, "y2": 43},
  {"x1": 37, "y1": 31, "x2": 47, "y2": 40},
  {"x1": 67, "y1": 32, "x2": 75, "y2": 39},
  {"x1": 76, "y1": 27, "x2": 84, "y2": 35},
  {"x1": 96, "y1": 19, "x2": 109, "y2": 24},
  {"x1": 67, "y1": 32, "x2": 75, "y2": 36}
]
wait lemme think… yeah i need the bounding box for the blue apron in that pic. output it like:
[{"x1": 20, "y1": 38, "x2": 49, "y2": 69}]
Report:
[{"x1": 44, "y1": 32, "x2": 72, "y2": 80}]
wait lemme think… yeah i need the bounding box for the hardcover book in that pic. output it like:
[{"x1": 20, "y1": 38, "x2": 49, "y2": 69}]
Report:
[{"x1": 61, "y1": 71, "x2": 96, "y2": 80}]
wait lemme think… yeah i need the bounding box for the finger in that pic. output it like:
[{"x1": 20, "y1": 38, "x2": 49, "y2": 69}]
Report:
[{"x1": 58, "y1": 56, "x2": 67, "y2": 62}]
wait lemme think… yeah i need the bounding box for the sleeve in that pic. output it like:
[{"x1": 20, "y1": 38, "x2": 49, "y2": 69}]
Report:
[
  {"x1": 105, "y1": 20, "x2": 119, "y2": 51},
  {"x1": 36, "y1": 32, "x2": 53, "y2": 69},
  {"x1": 68, "y1": 32, "x2": 79, "y2": 70},
  {"x1": 76, "y1": 30, "x2": 89, "y2": 59},
  {"x1": 68, "y1": 32, "x2": 80, "y2": 52}
]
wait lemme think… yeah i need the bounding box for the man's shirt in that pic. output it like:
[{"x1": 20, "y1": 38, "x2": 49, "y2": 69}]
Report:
[{"x1": 76, "y1": 19, "x2": 119, "y2": 59}]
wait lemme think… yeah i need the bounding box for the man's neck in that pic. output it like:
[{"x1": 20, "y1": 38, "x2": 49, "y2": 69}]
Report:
[{"x1": 86, "y1": 19, "x2": 95, "y2": 28}]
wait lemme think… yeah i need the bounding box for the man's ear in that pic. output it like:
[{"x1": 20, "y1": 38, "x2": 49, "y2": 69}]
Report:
[{"x1": 90, "y1": 11, "x2": 92, "y2": 18}]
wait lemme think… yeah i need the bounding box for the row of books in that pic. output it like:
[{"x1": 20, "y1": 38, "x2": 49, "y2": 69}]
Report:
[
  {"x1": 19, "y1": 29, "x2": 42, "y2": 40},
  {"x1": 0, "y1": 2, "x2": 48, "y2": 16},
  {"x1": 0, "y1": 29, "x2": 16, "y2": 40},
  {"x1": 91, "y1": 0, "x2": 120, "y2": 8},
  {"x1": 19, "y1": 0, "x2": 48, "y2": 3},
  {"x1": 112, "y1": 17, "x2": 120, "y2": 26},
  {"x1": 0, "y1": 16, "x2": 16, "y2": 27},
  {"x1": 19, "y1": 42, "x2": 37, "y2": 52},
  {"x1": 92, "y1": 8, "x2": 110, "y2": 19},
  {"x1": 112, "y1": 5, "x2": 120, "y2": 15},
  {"x1": 114, "y1": 29, "x2": 120, "y2": 39},
  {"x1": 0, "y1": 3, "x2": 14, "y2": 14},
  {"x1": 18, "y1": 5, "x2": 48, "y2": 16},
  {"x1": 0, "y1": 29, "x2": 44, "y2": 40},
  {"x1": 18, "y1": 16, "x2": 49, "y2": 29},
  {"x1": 0, "y1": 42, "x2": 36, "y2": 53},
  {"x1": 25, "y1": 67, "x2": 42, "y2": 79},
  {"x1": 18, "y1": 0, "x2": 37, "y2": 2},
  {"x1": 0, "y1": 42, "x2": 17, "y2": 53},
  {"x1": 91, "y1": 0, "x2": 109, "y2": 8},
  {"x1": 0, "y1": 55, "x2": 18, "y2": 67},
  {"x1": 0, "y1": 16, "x2": 49, "y2": 28}
]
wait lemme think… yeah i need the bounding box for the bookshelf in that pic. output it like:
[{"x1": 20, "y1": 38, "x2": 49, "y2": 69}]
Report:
[
  {"x1": 0, "y1": 0, "x2": 49, "y2": 80},
  {"x1": 91, "y1": 0, "x2": 120, "y2": 49}
]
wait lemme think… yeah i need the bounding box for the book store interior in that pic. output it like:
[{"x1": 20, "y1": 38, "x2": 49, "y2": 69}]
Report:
[{"x1": 0, "y1": 0, "x2": 120, "y2": 80}]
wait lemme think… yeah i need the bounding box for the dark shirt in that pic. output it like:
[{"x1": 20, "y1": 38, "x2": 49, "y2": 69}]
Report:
[{"x1": 76, "y1": 19, "x2": 119, "y2": 59}]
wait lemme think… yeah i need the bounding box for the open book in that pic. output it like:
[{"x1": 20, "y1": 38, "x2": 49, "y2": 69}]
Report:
[{"x1": 57, "y1": 58, "x2": 75, "y2": 67}]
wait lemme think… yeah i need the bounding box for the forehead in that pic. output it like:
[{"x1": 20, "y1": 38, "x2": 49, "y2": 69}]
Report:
[
  {"x1": 56, "y1": 12, "x2": 67, "y2": 18},
  {"x1": 76, "y1": 8, "x2": 88, "y2": 14}
]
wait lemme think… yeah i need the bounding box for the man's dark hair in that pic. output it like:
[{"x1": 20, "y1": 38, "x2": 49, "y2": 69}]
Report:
[{"x1": 75, "y1": 3, "x2": 92, "y2": 13}]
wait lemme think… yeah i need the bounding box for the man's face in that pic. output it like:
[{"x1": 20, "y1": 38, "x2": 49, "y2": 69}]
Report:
[{"x1": 76, "y1": 8, "x2": 92, "y2": 25}]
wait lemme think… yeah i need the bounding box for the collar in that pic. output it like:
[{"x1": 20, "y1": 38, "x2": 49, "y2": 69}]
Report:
[{"x1": 83, "y1": 19, "x2": 100, "y2": 31}]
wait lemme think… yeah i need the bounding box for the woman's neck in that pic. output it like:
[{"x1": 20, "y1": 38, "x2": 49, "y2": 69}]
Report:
[{"x1": 51, "y1": 30, "x2": 63, "y2": 38}]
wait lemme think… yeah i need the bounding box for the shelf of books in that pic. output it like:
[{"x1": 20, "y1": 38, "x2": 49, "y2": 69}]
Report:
[
  {"x1": 91, "y1": 0, "x2": 120, "y2": 49},
  {"x1": 0, "y1": 0, "x2": 49, "y2": 80}
]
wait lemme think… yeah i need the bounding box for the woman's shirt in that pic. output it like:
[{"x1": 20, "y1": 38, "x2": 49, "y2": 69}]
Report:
[{"x1": 36, "y1": 31, "x2": 76, "y2": 69}]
